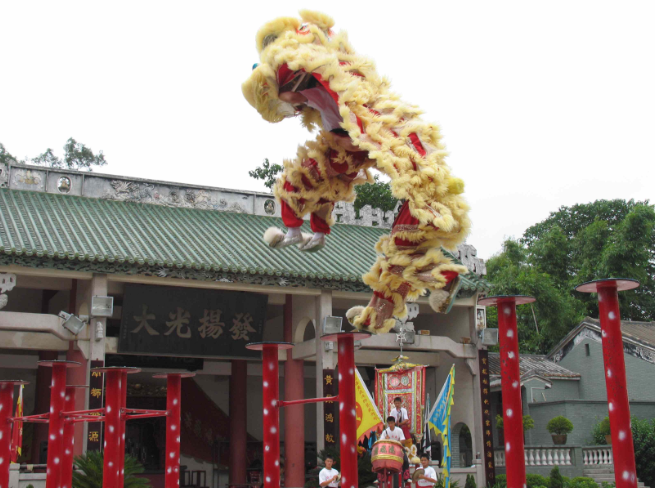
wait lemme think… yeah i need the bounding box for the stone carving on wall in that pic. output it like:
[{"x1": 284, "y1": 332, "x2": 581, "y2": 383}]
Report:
[
  {"x1": 104, "y1": 180, "x2": 245, "y2": 213},
  {"x1": 0, "y1": 163, "x2": 8, "y2": 188},
  {"x1": 0, "y1": 273, "x2": 17, "y2": 310},
  {"x1": 457, "y1": 243, "x2": 487, "y2": 276},
  {"x1": 332, "y1": 201, "x2": 395, "y2": 228},
  {"x1": 13, "y1": 170, "x2": 42, "y2": 186}
]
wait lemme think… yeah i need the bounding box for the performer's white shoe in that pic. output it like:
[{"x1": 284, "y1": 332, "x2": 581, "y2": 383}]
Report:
[
  {"x1": 298, "y1": 232, "x2": 325, "y2": 253},
  {"x1": 263, "y1": 227, "x2": 303, "y2": 249}
]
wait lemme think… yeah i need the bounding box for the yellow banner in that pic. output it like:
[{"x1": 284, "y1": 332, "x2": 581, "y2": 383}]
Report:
[{"x1": 355, "y1": 369, "x2": 384, "y2": 442}]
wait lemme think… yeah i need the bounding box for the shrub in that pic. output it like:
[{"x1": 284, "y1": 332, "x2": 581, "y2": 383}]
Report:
[
  {"x1": 494, "y1": 474, "x2": 507, "y2": 488},
  {"x1": 631, "y1": 417, "x2": 655, "y2": 488},
  {"x1": 598, "y1": 417, "x2": 611, "y2": 436},
  {"x1": 550, "y1": 466, "x2": 564, "y2": 488},
  {"x1": 466, "y1": 474, "x2": 477, "y2": 488},
  {"x1": 526, "y1": 473, "x2": 550, "y2": 488},
  {"x1": 495, "y1": 414, "x2": 535, "y2": 431},
  {"x1": 72, "y1": 450, "x2": 150, "y2": 488},
  {"x1": 568, "y1": 477, "x2": 599, "y2": 488},
  {"x1": 547, "y1": 416, "x2": 574, "y2": 435}
]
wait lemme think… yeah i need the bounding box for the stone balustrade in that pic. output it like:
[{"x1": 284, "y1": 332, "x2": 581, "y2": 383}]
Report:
[{"x1": 493, "y1": 445, "x2": 613, "y2": 468}]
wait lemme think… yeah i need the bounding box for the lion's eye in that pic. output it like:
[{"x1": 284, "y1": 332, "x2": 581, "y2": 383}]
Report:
[{"x1": 262, "y1": 34, "x2": 277, "y2": 49}]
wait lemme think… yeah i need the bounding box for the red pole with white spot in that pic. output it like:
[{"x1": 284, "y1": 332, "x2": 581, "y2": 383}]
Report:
[
  {"x1": 576, "y1": 279, "x2": 639, "y2": 488},
  {"x1": 119, "y1": 371, "x2": 128, "y2": 488},
  {"x1": 246, "y1": 342, "x2": 294, "y2": 488},
  {"x1": 40, "y1": 360, "x2": 81, "y2": 488},
  {"x1": 93, "y1": 367, "x2": 140, "y2": 488},
  {"x1": 0, "y1": 380, "x2": 28, "y2": 488},
  {"x1": 61, "y1": 385, "x2": 87, "y2": 488},
  {"x1": 320, "y1": 331, "x2": 370, "y2": 488},
  {"x1": 478, "y1": 296, "x2": 534, "y2": 488},
  {"x1": 152, "y1": 373, "x2": 195, "y2": 488}
]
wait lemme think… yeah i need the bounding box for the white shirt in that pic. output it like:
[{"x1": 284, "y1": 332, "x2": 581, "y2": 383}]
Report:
[
  {"x1": 417, "y1": 466, "x2": 437, "y2": 487},
  {"x1": 319, "y1": 467, "x2": 340, "y2": 488},
  {"x1": 390, "y1": 407, "x2": 409, "y2": 425},
  {"x1": 380, "y1": 426, "x2": 405, "y2": 441}
]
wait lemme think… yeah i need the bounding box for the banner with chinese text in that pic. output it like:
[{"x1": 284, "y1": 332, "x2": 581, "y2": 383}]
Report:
[
  {"x1": 119, "y1": 285, "x2": 267, "y2": 358},
  {"x1": 323, "y1": 369, "x2": 337, "y2": 446},
  {"x1": 87, "y1": 360, "x2": 104, "y2": 451},
  {"x1": 479, "y1": 350, "x2": 495, "y2": 485}
]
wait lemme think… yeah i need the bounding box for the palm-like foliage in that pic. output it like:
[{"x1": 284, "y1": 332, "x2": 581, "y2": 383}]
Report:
[{"x1": 72, "y1": 450, "x2": 151, "y2": 488}]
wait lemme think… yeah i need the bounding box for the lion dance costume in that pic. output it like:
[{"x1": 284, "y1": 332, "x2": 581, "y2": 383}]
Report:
[{"x1": 243, "y1": 11, "x2": 470, "y2": 334}]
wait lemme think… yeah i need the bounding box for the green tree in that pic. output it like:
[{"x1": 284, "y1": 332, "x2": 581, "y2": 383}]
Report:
[
  {"x1": 248, "y1": 158, "x2": 283, "y2": 191},
  {"x1": 0, "y1": 143, "x2": 19, "y2": 165},
  {"x1": 486, "y1": 239, "x2": 584, "y2": 353},
  {"x1": 1, "y1": 139, "x2": 107, "y2": 171},
  {"x1": 486, "y1": 200, "x2": 655, "y2": 354},
  {"x1": 72, "y1": 450, "x2": 150, "y2": 488},
  {"x1": 353, "y1": 174, "x2": 398, "y2": 214},
  {"x1": 32, "y1": 138, "x2": 107, "y2": 171}
]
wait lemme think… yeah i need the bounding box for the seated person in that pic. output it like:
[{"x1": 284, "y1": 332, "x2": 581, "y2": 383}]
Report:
[
  {"x1": 416, "y1": 454, "x2": 438, "y2": 488},
  {"x1": 319, "y1": 455, "x2": 340, "y2": 488},
  {"x1": 380, "y1": 416, "x2": 405, "y2": 442}
]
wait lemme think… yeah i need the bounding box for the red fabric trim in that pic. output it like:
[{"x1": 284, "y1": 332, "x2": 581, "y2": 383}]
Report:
[
  {"x1": 301, "y1": 174, "x2": 313, "y2": 190},
  {"x1": 442, "y1": 270, "x2": 459, "y2": 284},
  {"x1": 408, "y1": 132, "x2": 426, "y2": 157},
  {"x1": 281, "y1": 199, "x2": 304, "y2": 229},
  {"x1": 310, "y1": 212, "x2": 332, "y2": 234},
  {"x1": 277, "y1": 64, "x2": 296, "y2": 87}
]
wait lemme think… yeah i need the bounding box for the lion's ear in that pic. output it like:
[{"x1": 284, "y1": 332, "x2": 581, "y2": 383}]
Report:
[
  {"x1": 298, "y1": 10, "x2": 335, "y2": 31},
  {"x1": 256, "y1": 17, "x2": 301, "y2": 52}
]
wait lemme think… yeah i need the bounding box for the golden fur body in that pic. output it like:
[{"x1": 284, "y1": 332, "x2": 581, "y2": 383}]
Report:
[{"x1": 243, "y1": 11, "x2": 470, "y2": 333}]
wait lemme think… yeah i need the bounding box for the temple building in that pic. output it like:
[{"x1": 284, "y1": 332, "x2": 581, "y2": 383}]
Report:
[{"x1": 0, "y1": 161, "x2": 491, "y2": 488}]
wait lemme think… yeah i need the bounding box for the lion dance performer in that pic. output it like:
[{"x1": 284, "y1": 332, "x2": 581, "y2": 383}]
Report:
[{"x1": 242, "y1": 11, "x2": 470, "y2": 334}]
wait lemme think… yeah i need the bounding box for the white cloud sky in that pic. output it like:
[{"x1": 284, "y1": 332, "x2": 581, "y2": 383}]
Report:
[{"x1": 1, "y1": 0, "x2": 654, "y2": 259}]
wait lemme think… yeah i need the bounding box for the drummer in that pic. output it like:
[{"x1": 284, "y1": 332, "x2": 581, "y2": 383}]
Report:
[
  {"x1": 416, "y1": 454, "x2": 438, "y2": 487},
  {"x1": 390, "y1": 397, "x2": 411, "y2": 440},
  {"x1": 380, "y1": 417, "x2": 410, "y2": 488},
  {"x1": 380, "y1": 416, "x2": 405, "y2": 442},
  {"x1": 319, "y1": 455, "x2": 340, "y2": 487}
]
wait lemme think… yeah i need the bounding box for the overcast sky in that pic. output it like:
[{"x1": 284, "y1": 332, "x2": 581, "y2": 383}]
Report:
[{"x1": 2, "y1": 1, "x2": 654, "y2": 260}]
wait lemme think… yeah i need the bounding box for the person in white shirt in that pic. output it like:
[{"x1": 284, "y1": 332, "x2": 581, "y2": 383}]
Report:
[
  {"x1": 319, "y1": 456, "x2": 340, "y2": 487},
  {"x1": 390, "y1": 397, "x2": 410, "y2": 429},
  {"x1": 416, "y1": 454, "x2": 438, "y2": 487},
  {"x1": 380, "y1": 416, "x2": 406, "y2": 442}
]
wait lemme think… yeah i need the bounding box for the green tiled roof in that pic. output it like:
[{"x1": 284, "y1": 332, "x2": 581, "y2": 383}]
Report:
[{"x1": 0, "y1": 188, "x2": 489, "y2": 292}]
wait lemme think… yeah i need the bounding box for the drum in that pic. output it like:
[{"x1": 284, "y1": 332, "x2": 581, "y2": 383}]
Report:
[{"x1": 371, "y1": 439, "x2": 404, "y2": 473}]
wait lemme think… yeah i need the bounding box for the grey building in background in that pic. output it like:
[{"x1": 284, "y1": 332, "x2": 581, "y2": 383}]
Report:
[{"x1": 491, "y1": 317, "x2": 655, "y2": 448}]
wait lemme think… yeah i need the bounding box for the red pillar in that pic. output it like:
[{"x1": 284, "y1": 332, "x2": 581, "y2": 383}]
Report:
[
  {"x1": 0, "y1": 380, "x2": 27, "y2": 488},
  {"x1": 245, "y1": 342, "x2": 294, "y2": 488},
  {"x1": 320, "y1": 331, "x2": 371, "y2": 488},
  {"x1": 152, "y1": 373, "x2": 194, "y2": 488},
  {"x1": 230, "y1": 360, "x2": 248, "y2": 487},
  {"x1": 32, "y1": 351, "x2": 58, "y2": 464},
  {"x1": 283, "y1": 296, "x2": 305, "y2": 488},
  {"x1": 101, "y1": 369, "x2": 126, "y2": 488},
  {"x1": 576, "y1": 279, "x2": 639, "y2": 488},
  {"x1": 41, "y1": 360, "x2": 80, "y2": 488},
  {"x1": 119, "y1": 371, "x2": 128, "y2": 488},
  {"x1": 61, "y1": 385, "x2": 86, "y2": 488},
  {"x1": 66, "y1": 344, "x2": 87, "y2": 458},
  {"x1": 479, "y1": 296, "x2": 534, "y2": 488},
  {"x1": 336, "y1": 335, "x2": 357, "y2": 488},
  {"x1": 262, "y1": 346, "x2": 281, "y2": 488}
]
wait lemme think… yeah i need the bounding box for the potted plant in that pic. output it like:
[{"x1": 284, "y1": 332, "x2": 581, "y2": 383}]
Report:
[
  {"x1": 495, "y1": 414, "x2": 534, "y2": 431},
  {"x1": 547, "y1": 416, "x2": 574, "y2": 445},
  {"x1": 599, "y1": 416, "x2": 611, "y2": 444}
]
